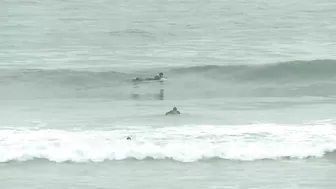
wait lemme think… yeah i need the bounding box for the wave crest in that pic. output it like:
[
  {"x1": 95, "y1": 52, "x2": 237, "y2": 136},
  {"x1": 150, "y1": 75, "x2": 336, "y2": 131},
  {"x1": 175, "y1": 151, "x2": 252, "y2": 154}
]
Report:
[
  {"x1": 1, "y1": 59, "x2": 335, "y2": 85},
  {"x1": 169, "y1": 59, "x2": 336, "y2": 82}
]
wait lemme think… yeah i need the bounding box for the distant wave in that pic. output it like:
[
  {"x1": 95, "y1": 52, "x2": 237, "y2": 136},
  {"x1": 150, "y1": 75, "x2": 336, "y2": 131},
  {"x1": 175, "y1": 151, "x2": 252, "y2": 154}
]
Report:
[
  {"x1": 109, "y1": 29, "x2": 156, "y2": 39},
  {"x1": 1, "y1": 59, "x2": 335, "y2": 85},
  {"x1": 169, "y1": 59, "x2": 336, "y2": 82},
  {"x1": 1, "y1": 123, "x2": 336, "y2": 163},
  {"x1": 1, "y1": 59, "x2": 335, "y2": 99},
  {"x1": 0, "y1": 69, "x2": 131, "y2": 88}
]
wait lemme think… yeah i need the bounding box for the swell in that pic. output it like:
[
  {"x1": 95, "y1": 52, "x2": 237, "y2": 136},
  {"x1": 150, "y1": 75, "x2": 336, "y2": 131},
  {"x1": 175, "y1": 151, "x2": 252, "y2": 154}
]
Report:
[
  {"x1": 109, "y1": 29, "x2": 156, "y2": 40},
  {"x1": 0, "y1": 69, "x2": 129, "y2": 86},
  {"x1": 1, "y1": 59, "x2": 335, "y2": 99},
  {"x1": 169, "y1": 59, "x2": 336, "y2": 82},
  {"x1": 1, "y1": 59, "x2": 335, "y2": 86}
]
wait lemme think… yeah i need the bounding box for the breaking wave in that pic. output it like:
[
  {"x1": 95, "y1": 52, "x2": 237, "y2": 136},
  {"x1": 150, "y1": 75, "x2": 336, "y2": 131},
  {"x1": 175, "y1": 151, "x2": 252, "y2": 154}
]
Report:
[{"x1": 1, "y1": 123, "x2": 336, "y2": 163}]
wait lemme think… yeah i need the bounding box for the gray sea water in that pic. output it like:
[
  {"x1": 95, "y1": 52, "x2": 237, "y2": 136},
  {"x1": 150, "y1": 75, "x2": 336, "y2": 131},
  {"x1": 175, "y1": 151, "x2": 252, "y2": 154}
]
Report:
[{"x1": 1, "y1": 0, "x2": 336, "y2": 188}]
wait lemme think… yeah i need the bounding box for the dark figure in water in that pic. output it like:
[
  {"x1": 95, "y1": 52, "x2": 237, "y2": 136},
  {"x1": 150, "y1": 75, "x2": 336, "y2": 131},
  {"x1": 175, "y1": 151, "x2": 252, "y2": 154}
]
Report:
[
  {"x1": 133, "y1": 72, "x2": 164, "y2": 81},
  {"x1": 126, "y1": 137, "x2": 131, "y2": 140},
  {"x1": 165, "y1": 107, "x2": 180, "y2": 115}
]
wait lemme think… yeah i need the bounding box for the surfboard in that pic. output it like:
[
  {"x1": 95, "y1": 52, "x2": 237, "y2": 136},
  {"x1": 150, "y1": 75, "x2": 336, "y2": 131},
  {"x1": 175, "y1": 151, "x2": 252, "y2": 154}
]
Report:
[{"x1": 132, "y1": 77, "x2": 167, "y2": 82}]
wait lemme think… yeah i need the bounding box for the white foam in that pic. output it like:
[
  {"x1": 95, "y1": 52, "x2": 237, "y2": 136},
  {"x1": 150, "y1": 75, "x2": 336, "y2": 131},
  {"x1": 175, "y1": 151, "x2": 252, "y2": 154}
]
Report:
[{"x1": 1, "y1": 123, "x2": 336, "y2": 163}]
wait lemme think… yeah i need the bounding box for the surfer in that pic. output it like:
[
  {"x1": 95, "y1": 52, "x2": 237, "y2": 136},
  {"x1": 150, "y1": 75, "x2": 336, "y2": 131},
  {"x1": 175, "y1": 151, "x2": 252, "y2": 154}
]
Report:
[
  {"x1": 133, "y1": 72, "x2": 164, "y2": 81},
  {"x1": 153, "y1": 72, "x2": 164, "y2": 80},
  {"x1": 165, "y1": 107, "x2": 180, "y2": 115}
]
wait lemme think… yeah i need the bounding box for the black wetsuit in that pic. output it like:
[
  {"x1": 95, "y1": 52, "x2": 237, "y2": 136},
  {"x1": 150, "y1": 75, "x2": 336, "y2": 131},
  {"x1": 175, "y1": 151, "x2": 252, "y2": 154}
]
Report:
[
  {"x1": 146, "y1": 75, "x2": 161, "y2": 80},
  {"x1": 165, "y1": 110, "x2": 180, "y2": 115},
  {"x1": 133, "y1": 75, "x2": 162, "y2": 81}
]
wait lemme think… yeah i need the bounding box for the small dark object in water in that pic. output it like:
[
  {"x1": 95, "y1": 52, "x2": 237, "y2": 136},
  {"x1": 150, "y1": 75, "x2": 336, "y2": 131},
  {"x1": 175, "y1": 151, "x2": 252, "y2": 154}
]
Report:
[{"x1": 126, "y1": 137, "x2": 131, "y2": 140}]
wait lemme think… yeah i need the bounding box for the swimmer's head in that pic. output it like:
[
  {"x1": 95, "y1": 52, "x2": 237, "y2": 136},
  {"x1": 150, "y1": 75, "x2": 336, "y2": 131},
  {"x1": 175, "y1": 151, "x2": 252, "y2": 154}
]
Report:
[
  {"x1": 159, "y1": 72, "x2": 163, "y2": 77},
  {"x1": 173, "y1": 107, "x2": 177, "y2": 110}
]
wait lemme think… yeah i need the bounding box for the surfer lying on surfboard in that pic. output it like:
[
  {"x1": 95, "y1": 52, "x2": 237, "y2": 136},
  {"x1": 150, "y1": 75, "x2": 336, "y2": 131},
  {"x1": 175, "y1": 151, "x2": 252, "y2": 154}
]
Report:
[{"x1": 132, "y1": 72, "x2": 166, "y2": 82}]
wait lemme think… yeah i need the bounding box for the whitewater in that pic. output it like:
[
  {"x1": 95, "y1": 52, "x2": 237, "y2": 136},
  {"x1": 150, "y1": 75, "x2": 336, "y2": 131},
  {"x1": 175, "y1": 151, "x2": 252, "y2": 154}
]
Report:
[{"x1": 1, "y1": 123, "x2": 336, "y2": 163}]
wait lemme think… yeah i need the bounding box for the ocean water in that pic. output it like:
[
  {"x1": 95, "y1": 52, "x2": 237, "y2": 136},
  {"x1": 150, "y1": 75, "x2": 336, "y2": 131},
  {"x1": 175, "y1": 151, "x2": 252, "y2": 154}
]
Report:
[{"x1": 1, "y1": 0, "x2": 336, "y2": 188}]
